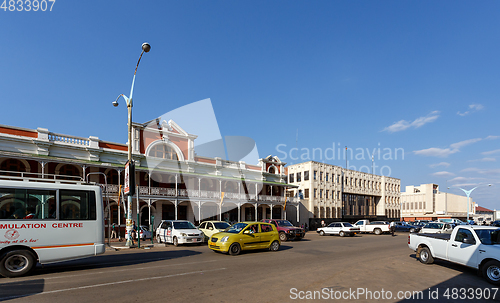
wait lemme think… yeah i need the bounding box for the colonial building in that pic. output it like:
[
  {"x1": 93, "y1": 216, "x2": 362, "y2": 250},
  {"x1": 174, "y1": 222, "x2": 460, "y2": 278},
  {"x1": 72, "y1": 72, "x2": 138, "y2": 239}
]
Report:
[
  {"x1": 401, "y1": 183, "x2": 475, "y2": 221},
  {"x1": 286, "y1": 161, "x2": 401, "y2": 221},
  {"x1": 0, "y1": 122, "x2": 299, "y2": 235}
]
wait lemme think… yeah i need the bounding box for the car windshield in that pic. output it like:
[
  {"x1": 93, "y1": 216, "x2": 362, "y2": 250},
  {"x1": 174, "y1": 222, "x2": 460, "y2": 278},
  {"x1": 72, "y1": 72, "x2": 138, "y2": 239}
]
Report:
[
  {"x1": 225, "y1": 223, "x2": 248, "y2": 233},
  {"x1": 214, "y1": 222, "x2": 231, "y2": 230},
  {"x1": 424, "y1": 223, "x2": 443, "y2": 229},
  {"x1": 474, "y1": 229, "x2": 500, "y2": 245},
  {"x1": 173, "y1": 221, "x2": 197, "y2": 229},
  {"x1": 276, "y1": 220, "x2": 294, "y2": 227},
  {"x1": 343, "y1": 223, "x2": 353, "y2": 227}
]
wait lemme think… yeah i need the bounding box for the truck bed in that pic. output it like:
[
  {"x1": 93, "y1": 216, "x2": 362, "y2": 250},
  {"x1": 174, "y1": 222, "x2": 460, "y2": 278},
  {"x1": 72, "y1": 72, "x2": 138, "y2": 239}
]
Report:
[{"x1": 414, "y1": 233, "x2": 451, "y2": 241}]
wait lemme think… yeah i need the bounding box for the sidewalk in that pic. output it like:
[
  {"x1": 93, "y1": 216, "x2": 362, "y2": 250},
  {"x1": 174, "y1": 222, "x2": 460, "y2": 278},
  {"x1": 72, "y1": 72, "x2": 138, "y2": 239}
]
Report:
[{"x1": 105, "y1": 237, "x2": 163, "y2": 251}]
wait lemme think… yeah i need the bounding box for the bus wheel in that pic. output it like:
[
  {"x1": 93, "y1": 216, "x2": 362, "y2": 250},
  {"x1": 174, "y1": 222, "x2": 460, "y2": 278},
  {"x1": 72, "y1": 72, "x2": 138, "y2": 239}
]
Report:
[{"x1": 0, "y1": 250, "x2": 36, "y2": 278}]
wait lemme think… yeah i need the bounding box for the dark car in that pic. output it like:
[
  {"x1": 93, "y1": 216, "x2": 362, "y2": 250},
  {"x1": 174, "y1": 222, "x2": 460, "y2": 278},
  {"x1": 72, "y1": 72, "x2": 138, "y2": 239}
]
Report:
[
  {"x1": 490, "y1": 220, "x2": 500, "y2": 227},
  {"x1": 393, "y1": 221, "x2": 420, "y2": 233}
]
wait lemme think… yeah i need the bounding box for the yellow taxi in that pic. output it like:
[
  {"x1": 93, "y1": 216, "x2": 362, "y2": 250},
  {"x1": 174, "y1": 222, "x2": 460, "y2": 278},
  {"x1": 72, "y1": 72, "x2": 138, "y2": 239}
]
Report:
[{"x1": 208, "y1": 222, "x2": 280, "y2": 255}]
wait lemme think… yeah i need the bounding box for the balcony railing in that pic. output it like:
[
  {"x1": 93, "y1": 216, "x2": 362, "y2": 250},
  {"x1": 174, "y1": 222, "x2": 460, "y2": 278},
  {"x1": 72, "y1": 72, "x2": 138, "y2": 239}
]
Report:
[{"x1": 101, "y1": 184, "x2": 300, "y2": 203}]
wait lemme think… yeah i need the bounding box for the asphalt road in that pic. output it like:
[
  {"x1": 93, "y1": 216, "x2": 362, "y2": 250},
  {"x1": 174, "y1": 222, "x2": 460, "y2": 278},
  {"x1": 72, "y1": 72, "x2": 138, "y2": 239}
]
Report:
[{"x1": 1, "y1": 232, "x2": 499, "y2": 303}]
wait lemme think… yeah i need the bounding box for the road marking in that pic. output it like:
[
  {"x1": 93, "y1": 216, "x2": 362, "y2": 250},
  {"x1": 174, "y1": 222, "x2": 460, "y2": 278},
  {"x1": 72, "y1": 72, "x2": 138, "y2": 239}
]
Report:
[
  {"x1": 1, "y1": 268, "x2": 226, "y2": 300},
  {"x1": 42, "y1": 259, "x2": 220, "y2": 280}
]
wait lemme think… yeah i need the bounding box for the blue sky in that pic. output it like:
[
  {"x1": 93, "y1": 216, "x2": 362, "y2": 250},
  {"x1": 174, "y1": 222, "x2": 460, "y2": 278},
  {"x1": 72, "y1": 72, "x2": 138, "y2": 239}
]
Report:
[{"x1": 0, "y1": 1, "x2": 499, "y2": 210}]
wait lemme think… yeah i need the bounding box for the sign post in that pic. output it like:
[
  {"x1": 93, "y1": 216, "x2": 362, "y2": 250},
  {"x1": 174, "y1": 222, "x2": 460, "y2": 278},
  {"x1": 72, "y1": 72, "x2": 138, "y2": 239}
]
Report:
[{"x1": 124, "y1": 161, "x2": 135, "y2": 247}]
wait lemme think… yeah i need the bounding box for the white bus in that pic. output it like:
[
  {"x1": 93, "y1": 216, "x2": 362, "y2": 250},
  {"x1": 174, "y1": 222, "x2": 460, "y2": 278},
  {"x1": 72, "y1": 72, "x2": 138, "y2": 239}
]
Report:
[{"x1": 0, "y1": 178, "x2": 105, "y2": 277}]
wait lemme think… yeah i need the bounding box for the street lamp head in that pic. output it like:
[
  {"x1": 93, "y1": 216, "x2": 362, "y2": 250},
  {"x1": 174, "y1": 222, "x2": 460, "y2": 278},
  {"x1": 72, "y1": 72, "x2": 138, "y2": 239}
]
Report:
[
  {"x1": 112, "y1": 100, "x2": 119, "y2": 107},
  {"x1": 142, "y1": 42, "x2": 151, "y2": 53}
]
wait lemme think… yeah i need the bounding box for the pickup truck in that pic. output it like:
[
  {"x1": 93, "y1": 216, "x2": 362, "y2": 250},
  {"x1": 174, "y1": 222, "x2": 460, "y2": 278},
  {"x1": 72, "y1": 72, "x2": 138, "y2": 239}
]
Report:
[
  {"x1": 353, "y1": 220, "x2": 391, "y2": 235},
  {"x1": 261, "y1": 219, "x2": 305, "y2": 241},
  {"x1": 408, "y1": 225, "x2": 500, "y2": 285}
]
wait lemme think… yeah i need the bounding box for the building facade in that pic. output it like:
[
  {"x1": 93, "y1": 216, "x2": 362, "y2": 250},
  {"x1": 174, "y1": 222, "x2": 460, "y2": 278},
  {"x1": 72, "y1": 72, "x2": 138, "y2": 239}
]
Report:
[
  {"x1": 0, "y1": 122, "x2": 299, "y2": 235},
  {"x1": 401, "y1": 184, "x2": 475, "y2": 221},
  {"x1": 286, "y1": 161, "x2": 401, "y2": 221}
]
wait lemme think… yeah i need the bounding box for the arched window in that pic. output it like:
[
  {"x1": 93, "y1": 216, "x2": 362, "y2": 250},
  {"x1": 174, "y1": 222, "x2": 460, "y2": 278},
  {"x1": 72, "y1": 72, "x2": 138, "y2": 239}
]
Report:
[
  {"x1": 0, "y1": 159, "x2": 26, "y2": 173},
  {"x1": 148, "y1": 144, "x2": 179, "y2": 160}
]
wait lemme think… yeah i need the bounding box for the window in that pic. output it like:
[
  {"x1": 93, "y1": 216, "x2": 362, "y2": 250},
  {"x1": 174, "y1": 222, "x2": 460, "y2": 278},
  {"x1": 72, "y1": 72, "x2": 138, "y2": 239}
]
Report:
[
  {"x1": 326, "y1": 190, "x2": 329, "y2": 199},
  {"x1": 289, "y1": 174, "x2": 294, "y2": 183},
  {"x1": 261, "y1": 224, "x2": 273, "y2": 233},
  {"x1": 326, "y1": 173, "x2": 329, "y2": 181},
  {"x1": 314, "y1": 171, "x2": 317, "y2": 180},
  {"x1": 454, "y1": 228, "x2": 475, "y2": 244},
  {"x1": 0, "y1": 188, "x2": 56, "y2": 219},
  {"x1": 149, "y1": 144, "x2": 178, "y2": 160},
  {"x1": 60, "y1": 190, "x2": 96, "y2": 220},
  {"x1": 320, "y1": 189, "x2": 323, "y2": 198},
  {"x1": 296, "y1": 172, "x2": 301, "y2": 182},
  {"x1": 304, "y1": 171, "x2": 309, "y2": 180},
  {"x1": 314, "y1": 189, "x2": 317, "y2": 198},
  {"x1": 304, "y1": 189, "x2": 309, "y2": 198}
]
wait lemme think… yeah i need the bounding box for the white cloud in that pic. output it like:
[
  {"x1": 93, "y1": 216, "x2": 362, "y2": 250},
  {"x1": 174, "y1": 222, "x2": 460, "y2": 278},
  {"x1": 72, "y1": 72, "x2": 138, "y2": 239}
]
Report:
[
  {"x1": 414, "y1": 147, "x2": 458, "y2": 157},
  {"x1": 457, "y1": 104, "x2": 484, "y2": 116},
  {"x1": 431, "y1": 171, "x2": 455, "y2": 177},
  {"x1": 414, "y1": 136, "x2": 490, "y2": 158},
  {"x1": 429, "y1": 162, "x2": 451, "y2": 168},
  {"x1": 449, "y1": 138, "x2": 482, "y2": 149},
  {"x1": 482, "y1": 149, "x2": 500, "y2": 156},
  {"x1": 485, "y1": 136, "x2": 499, "y2": 140},
  {"x1": 382, "y1": 111, "x2": 440, "y2": 133},
  {"x1": 461, "y1": 167, "x2": 500, "y2": 175}
]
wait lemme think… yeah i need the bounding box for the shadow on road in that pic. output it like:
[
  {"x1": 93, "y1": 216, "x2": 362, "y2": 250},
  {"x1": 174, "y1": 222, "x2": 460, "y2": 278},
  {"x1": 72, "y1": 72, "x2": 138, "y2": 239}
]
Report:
[{"x1": 0, "y1": 250, "x2": 201, "y2": 301}]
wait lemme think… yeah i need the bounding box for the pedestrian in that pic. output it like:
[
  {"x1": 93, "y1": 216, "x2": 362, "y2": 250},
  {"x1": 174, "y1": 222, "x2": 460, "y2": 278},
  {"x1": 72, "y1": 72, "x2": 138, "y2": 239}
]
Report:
[
  {"x1": 110, "y1": 223, "x2": 117, "y2": 239},
  {"x1": 305, "y1": 223, "x2": 308, "y2": 232},
  {"x1": 131, "y1": 221, "x2": 137, "y2": 239},
  {"x1": 321, "y1": 220, "x2": 325, "y2": 227},
  {"x1": 390, "y1": 221, "x2": 396, "y2": 236}
]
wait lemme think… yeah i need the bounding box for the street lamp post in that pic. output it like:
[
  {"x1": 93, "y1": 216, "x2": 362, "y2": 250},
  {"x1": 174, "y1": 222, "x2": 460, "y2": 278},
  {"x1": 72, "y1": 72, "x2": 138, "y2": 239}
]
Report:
[
  {"x1": 458, "y1": 184, "x2": 492, "y2": 223},
  {"x1": 113, "y1": 42, "x2": 151, "y2": 247}
]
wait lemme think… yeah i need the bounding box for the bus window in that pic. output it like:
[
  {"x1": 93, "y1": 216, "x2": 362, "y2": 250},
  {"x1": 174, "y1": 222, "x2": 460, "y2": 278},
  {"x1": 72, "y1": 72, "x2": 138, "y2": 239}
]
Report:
[
  {"x1": 60, "y1": 190, "x2": 96, "y2": 220},
  {"x1": 0, "y1": 188, "x2": 56, "y2": 219}
]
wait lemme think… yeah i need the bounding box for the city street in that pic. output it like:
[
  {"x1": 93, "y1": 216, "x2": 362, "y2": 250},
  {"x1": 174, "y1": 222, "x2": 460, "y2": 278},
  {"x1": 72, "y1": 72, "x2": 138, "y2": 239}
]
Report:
[{"x1": 1, "y1": 232, "x2": 498, "y2": 303}]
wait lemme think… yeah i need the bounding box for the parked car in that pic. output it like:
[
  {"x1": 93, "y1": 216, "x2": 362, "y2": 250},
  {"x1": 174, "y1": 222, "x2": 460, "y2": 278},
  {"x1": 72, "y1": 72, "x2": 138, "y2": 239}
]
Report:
[
  {"x1": 353, "y1": 220, "x2": 390, "y2": 235},
  {"x1": 156, "y1": 220, "x2": 204, "y2": 246},
  {"x1": 419, "y1": 222, "x2": 454, "y2": 234},
  {"x1": 317, "y1": 222, "x2": 360, "y2": 237},
  {"x1": 199, "y1": 221, "x2": 231, "y2": 241},
  {"x1": 408, "y1": 225, "x2": 500, "y2": 285},
  {"x1": 393, "y1": 221, "x2": 420, "y2": 233},
  {"x1": 208, "y1": 222, "x2": 280, "y2": 255},
  {"x1": 490, "y1": 220, "x2": 500, "y2": 227},
  {"x1": 261, "y1": 219, "x2": 305, "y2": 241},
  {"x1": 125, "y1": 225, "x2": 153, "y2": 240}
]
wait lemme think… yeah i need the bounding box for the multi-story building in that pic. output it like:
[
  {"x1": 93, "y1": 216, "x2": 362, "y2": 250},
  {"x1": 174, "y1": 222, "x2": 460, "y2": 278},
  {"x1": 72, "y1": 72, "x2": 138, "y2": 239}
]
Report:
[
  {"x1": 401, "y1": 183, "x2": 475, "y2": 221},
  {"x1": 286, "y1": 161, "x2": 401, "y2": 222},
  {"x1": 0, "y1": 122, "x2": 299, "y2": 235}
]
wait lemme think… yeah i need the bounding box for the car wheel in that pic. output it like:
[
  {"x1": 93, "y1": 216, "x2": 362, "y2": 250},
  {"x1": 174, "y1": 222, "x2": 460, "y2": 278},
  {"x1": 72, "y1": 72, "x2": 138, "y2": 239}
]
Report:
[
  {"x1": 173, "y1": 237, "x2": 179, "y2": 247},
  {"x1": 269, "y1": 240, "x2": 280, "y2": 252},
  {"x1": 374, "y1": 228, "x2": 382, "y2": 235},
  {"x1": 339, "y1": 231, "x2": 345, "y2": 237},
  {"x1": 418, "y1": 247, "x2": 434, "y2": 264},
  {"x1": 279, "y1": 232, "x2": 287, "y2": 242},
  {"x1": 0, "y1": 250, "x2": 36, "y2": 278},
  {"x1": 483, "y1": 260, "x2": 500, "y2": 285},
  {"x1": 229, "y1": 243, "x2": 241, "y2": 256},
  {"x1": 319, "y1": 230, "x2": 325, "y2": 236}
]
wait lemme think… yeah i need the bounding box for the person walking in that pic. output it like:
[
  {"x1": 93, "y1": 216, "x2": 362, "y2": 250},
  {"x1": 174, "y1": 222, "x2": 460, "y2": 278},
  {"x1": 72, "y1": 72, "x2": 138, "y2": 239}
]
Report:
[
  {"x1": 110, "y1": 223, "x2": 117, "y2": 239},
  {"x1": 390, "y1": 221, "x2": 396, "y2": 236}
]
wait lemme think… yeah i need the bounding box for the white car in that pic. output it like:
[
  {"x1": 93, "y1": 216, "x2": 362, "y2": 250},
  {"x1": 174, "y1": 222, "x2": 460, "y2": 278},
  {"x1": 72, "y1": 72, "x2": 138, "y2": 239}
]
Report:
[
  {"x1": 125, "y1": 225, "x2": 153, "y2": 240},
  {"x1": 317, "y1": 222, "x2": 360, "y2": 237},
  {"x1": 419, "y1": 222, "x2": 454, "y2": 234},
  {"x1": 198, "y1": 221, "x2": 231, "y2": 241},
  {"x1": 156, "y1": 220, "x2": 204, "y2": 246}
]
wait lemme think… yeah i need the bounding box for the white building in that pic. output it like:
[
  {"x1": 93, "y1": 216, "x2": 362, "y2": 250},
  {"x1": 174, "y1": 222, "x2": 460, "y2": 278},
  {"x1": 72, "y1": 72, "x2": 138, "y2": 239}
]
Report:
[
  {"x1": 401, "y1": 184, "x2": 475, "y2": 221},
  {"x1": 0, "y1": 122, "x2": 300, "y2": 235},
  {"x1": 286, "y1": 161, "x2": 401, "y2": 222}
]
